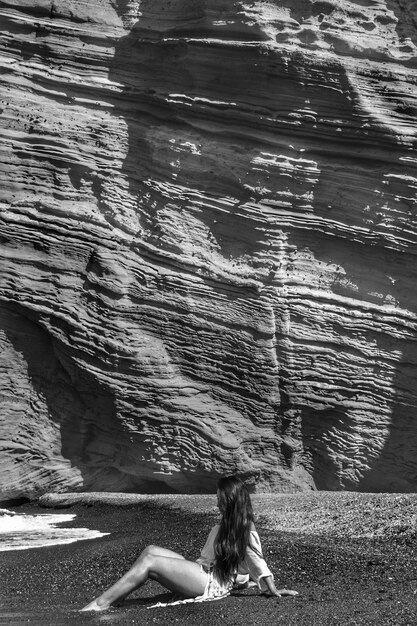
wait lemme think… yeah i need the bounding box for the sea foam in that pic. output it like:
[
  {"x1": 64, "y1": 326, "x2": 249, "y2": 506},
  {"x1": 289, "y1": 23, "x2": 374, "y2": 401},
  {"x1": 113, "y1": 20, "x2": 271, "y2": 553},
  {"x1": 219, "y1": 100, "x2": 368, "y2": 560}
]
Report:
[{"x1": 0, "y1": 508, "x2": 109, "y2": 551}]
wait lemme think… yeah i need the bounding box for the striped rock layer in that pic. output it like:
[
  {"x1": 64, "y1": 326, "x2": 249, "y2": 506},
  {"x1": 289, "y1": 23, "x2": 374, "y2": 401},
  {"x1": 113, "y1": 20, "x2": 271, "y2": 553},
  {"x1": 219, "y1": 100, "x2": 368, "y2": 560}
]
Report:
[{"x1": 1, "y1": 0, "x2": 417, "y2": 497}]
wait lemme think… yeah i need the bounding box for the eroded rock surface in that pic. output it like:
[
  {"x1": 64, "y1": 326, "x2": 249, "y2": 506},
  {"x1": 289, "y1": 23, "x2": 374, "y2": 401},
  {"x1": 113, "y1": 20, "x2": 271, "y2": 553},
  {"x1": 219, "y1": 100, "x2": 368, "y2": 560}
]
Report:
[{"x1": 1, "y1": 0, "x2": 417, "y2": 497}]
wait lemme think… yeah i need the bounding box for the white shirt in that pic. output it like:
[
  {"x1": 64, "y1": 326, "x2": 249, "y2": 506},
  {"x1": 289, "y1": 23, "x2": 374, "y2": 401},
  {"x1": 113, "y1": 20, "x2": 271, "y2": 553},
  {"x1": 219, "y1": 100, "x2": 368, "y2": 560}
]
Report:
[{"x1": 196, "y1": 524, "x2": 274, "y2": 591}]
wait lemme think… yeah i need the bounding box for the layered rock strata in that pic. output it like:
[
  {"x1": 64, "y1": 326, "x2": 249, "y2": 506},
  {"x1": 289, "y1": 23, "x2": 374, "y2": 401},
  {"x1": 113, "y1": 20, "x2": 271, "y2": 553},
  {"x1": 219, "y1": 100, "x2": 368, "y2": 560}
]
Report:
[{"x1": 1, "y1": 0, "x2": 417, "y2": 497}]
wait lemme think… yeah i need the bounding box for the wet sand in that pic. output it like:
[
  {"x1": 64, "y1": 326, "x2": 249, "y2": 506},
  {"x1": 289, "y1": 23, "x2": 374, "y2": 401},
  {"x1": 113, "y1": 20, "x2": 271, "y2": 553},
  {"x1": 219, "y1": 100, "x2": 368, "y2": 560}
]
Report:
[{"x1": 1, "y1": 493, "x2": 416, "y2": 625}]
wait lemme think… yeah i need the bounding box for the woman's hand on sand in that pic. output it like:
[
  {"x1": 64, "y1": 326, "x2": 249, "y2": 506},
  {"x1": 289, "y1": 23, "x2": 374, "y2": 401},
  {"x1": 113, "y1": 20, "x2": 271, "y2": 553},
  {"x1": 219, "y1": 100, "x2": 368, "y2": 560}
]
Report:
[
  {"x1": 262, "y1": 576, "x2": 298, "y2": 598},
  {"x1": 263, "y1": 588, "x2": 299, "y2": 598},
  {"x1": 276, "y1": 589, "x2": 299, "y2": 597}
]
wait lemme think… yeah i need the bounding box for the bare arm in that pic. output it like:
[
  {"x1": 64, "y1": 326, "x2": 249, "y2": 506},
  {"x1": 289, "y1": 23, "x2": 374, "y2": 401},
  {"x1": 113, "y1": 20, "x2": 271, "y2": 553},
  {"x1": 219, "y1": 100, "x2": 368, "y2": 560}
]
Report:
[
  {"x1": 263, "y1": 575, "x2": 281, "y2": 597},
  {"x1": 245, "y1": 530, "x2": 298, "y2": 599}
]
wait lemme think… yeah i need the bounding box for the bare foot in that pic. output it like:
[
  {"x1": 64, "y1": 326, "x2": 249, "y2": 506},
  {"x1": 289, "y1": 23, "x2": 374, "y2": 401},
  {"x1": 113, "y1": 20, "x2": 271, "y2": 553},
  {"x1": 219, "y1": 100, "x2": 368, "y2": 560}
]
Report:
[{"x1": 80, "y1": 600, "x2": 109, "y2": 612}]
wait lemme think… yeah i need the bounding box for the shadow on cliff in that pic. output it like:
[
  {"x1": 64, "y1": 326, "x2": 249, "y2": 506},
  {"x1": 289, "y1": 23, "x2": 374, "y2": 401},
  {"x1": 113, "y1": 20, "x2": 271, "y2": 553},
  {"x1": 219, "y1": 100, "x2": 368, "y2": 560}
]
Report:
[
  {"x1": 359, "y1": 313, "x2": 417, "y2": 492},
  {"x1": 107, "y1": 0, "x2": 271, "y2": 268},
  {"x1": 2, "y1": 301, "x2": 177, "y2": 493},
  {"x1": 358, "y1": 243, "x2": 417, "y2": 493},
  {"x1": 105, "y1": 1, "x2": 417, "y2": 492},
  {"x1": 296, "y1": 181, "x2": 417, "y2": 491},
  {"x1": 386, "y1": 0, "x2": 417, "y2": 47},
  {"x1": 234, "y1": 0, "x2": 417, "y2": 492}
]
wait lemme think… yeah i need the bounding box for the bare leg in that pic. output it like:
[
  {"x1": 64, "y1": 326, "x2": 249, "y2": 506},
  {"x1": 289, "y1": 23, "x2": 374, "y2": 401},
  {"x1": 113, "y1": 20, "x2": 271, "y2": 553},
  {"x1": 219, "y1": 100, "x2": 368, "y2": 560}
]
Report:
[
  {"x1": 143, "y1": 545, "x2": 186, "y2": 560},
  {"x1": 110, "y1": 546, "x2": 186, "y2": 605},
  {"x1": 80, "y1": 545, "x2": 207, "y2": 611}
]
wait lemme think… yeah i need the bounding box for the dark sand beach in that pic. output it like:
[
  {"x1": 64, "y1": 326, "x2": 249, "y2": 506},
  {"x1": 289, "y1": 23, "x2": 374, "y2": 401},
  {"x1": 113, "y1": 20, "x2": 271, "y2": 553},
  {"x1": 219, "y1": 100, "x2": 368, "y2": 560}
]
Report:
[{"x1": 1, "y1": 493, "x2": 416, "y2": 625}]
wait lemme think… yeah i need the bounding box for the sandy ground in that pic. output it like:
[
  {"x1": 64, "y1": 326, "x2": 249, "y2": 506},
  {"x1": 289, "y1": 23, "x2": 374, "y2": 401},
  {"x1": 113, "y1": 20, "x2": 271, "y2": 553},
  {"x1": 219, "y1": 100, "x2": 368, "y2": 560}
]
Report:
[{"x1": 1, "y1": 492, "x2": 417, "y2": 625}]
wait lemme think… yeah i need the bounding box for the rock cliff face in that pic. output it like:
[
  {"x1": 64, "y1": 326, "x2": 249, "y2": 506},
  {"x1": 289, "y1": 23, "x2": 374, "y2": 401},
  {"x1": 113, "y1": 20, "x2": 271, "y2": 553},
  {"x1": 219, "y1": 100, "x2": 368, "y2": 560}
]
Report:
[{"x1": 1, "y1": 0, "x2": 417, "y2": 498}]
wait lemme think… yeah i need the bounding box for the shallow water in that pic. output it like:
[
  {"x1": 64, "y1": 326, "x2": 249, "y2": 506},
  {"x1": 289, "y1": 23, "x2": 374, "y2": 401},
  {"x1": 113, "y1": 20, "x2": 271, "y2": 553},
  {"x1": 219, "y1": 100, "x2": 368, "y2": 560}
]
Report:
[{"x1": 0, "y1": 508, "x2": 109, "y2": 551}]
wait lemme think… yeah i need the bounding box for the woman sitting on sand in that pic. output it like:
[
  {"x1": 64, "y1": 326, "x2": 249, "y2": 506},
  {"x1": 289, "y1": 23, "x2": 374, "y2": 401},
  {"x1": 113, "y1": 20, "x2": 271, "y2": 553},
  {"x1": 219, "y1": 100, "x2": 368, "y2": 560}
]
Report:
[{"x1": 81, "y1": 475, "x2": 298, "y2": 611}]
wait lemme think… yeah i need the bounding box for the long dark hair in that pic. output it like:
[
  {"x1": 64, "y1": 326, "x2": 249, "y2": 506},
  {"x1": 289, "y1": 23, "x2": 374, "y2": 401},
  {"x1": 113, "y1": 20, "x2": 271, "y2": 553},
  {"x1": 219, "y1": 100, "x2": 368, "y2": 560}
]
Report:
[{"x1": 213, "y1": 475, "x2": 254, "y2": 584}]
